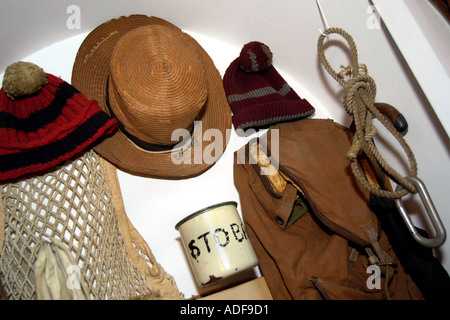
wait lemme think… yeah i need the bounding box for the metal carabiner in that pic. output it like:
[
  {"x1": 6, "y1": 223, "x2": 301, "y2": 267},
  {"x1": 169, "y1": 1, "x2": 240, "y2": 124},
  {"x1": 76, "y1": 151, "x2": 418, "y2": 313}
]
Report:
[{"x1": 394, "y1": 176, "x2": 446, "y2": 248}]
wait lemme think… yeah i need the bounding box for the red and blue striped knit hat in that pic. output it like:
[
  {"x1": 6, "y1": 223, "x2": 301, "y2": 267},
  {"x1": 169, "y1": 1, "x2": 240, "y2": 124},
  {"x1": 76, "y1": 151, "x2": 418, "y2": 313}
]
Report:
[
  {"x1": 223, "y1": 41, "x2": 315, "y2": 134},
  {"x1": 0, "y1": 61, "x2": 118, "y2": 182}
]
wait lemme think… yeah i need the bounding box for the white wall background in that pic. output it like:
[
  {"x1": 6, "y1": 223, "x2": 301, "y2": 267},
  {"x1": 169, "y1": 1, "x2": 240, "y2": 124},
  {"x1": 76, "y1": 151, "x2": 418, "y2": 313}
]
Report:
[{"x1": 1, "y1": 0, "x2": 449, "y2": 298}]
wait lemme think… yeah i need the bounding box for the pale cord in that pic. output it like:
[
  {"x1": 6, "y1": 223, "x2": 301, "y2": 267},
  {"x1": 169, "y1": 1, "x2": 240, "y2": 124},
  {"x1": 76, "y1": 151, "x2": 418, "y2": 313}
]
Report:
[{"x1": 317, "y1": 27, "x2": 418, "y2": 199}]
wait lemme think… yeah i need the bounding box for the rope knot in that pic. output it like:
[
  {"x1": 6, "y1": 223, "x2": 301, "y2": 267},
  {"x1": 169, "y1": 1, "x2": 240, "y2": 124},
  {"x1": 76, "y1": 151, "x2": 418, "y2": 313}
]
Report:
[
  {"x1": 338, "y1": 63, "x2": 367, "y2": 79},
  {"x1": 318, "y1": 27, "x2": 418, "y2": 199},
  {"x1": 342, "y1": 71, "x2": 376, "y2": 119}
]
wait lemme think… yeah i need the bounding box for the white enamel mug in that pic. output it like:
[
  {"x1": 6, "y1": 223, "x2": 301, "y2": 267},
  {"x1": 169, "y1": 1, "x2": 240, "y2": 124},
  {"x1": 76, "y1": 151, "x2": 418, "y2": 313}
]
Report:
[{"x1": 175, "y1": 201, "x2": 258, "y2": 287}]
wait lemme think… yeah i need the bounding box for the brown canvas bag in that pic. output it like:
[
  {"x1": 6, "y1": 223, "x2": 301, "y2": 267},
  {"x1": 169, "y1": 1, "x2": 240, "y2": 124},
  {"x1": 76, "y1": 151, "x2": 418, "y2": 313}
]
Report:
[{"x1": 233, "y1": 119, "x2": 423, "y2": 300}]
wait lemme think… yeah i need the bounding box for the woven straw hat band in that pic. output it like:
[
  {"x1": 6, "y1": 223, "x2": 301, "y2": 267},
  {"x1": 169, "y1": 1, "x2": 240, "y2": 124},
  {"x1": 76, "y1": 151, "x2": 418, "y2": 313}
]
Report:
[{"x1": 108, "y1": 25, "x2": 207, "y2": 146}]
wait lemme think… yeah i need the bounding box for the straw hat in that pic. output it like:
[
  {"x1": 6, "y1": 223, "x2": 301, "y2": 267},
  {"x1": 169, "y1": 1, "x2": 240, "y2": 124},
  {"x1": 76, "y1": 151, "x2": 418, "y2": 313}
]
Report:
[{"x1": 72, "y1": 15, "x2": 232, "y2": 179}]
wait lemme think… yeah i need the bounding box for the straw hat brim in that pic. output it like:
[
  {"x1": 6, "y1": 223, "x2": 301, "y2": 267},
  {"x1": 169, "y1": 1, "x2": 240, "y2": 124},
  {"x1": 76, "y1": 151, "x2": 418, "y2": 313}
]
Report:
[{"x1": 71, "y1": 15, "x2": 231, "y2": 179}]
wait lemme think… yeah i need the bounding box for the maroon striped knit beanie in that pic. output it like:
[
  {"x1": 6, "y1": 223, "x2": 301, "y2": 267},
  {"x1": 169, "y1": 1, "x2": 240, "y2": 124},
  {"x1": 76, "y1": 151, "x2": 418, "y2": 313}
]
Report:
[
  {"x1": 0, "y1": 61, "x2": 118, "y2": 182},
  {"x1": 223, "y1": 41, "x2": 315, "y2": 133}
]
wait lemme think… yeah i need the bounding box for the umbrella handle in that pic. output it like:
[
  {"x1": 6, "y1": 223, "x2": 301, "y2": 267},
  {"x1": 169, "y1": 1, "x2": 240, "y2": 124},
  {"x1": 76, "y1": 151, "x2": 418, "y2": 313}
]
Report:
[{"x1": 375, "y1": 103, "x2": 408, "y2": 136}]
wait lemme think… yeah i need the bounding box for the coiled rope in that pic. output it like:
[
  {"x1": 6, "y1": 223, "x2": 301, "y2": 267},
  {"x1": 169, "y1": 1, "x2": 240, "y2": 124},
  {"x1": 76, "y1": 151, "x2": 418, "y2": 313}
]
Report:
[{"x1": 317, "y1": 27, "x2": 418, "y2": 199}]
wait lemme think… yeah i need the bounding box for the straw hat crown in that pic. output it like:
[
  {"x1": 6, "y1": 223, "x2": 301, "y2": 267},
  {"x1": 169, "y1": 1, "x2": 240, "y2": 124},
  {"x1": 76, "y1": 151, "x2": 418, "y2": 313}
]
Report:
[{"x1": 108, "y1": 25, "x2": 207, "y2": 146}]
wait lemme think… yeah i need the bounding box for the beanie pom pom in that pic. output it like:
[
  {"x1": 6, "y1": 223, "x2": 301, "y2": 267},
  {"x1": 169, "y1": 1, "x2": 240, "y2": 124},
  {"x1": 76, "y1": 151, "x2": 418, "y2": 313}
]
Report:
[
  {"x1": 238, "y1": 41, "x2": 273, "y2": 73},
  {"x1": 2, "y1": 61, "x2": 48, "y2": 100}
]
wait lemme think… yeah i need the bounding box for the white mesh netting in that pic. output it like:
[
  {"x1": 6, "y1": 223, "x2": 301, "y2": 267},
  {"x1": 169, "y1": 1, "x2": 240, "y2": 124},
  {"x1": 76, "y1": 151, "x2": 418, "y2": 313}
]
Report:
[{"x1": 0, "y1": 149, "x2": 182, "y2": 300}]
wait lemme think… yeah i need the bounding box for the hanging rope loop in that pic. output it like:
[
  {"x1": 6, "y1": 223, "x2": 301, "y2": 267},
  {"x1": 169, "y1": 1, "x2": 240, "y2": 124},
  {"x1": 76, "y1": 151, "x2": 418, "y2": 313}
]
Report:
[{"x1": 317, "y1": 27, "x2": 418, "y2": 198}]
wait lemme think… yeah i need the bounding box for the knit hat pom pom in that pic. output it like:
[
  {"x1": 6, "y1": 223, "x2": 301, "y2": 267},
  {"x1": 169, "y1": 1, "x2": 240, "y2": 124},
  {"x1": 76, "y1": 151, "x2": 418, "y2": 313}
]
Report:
[
  {"x1": 239, "y1": 41, "x2": 273, "y2": 73},
  {"x1": 2, "y1": 61, "x2": 48, "y2": 100}
]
